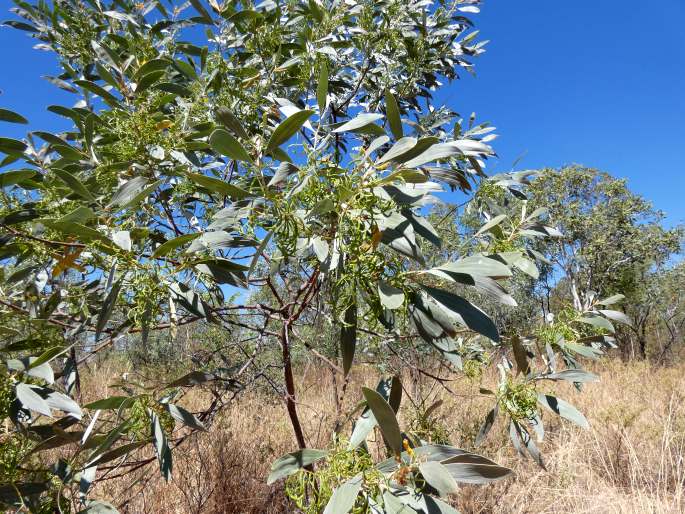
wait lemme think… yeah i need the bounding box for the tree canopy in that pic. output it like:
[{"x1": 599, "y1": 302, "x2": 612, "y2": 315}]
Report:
[{"x1": 0, "y1": 1, "x2": 634, "y2": 512}]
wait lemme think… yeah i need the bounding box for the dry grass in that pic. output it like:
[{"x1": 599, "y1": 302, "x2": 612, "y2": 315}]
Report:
[{"x1": 87, "y1": 358, "x2": 685, "y2": 513}]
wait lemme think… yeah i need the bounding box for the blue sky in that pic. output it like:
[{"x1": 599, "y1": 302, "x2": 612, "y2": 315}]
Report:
[
  {"x1": 1, "y1": 0, "x2": 684, "y2": 226},
  {"x1": 442, "y1": 1, "x2": 685, "y2": 227}
]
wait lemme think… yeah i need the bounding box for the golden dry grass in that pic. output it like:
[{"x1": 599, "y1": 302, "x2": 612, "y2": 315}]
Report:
[{"x1": 87, "y1": 358, "x2": 685, "y2": 513}]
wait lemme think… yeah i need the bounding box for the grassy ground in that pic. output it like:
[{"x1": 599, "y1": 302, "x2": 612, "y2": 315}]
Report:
[{"x1": 87, "y1": 358, "x2": 685, "y2": 513}]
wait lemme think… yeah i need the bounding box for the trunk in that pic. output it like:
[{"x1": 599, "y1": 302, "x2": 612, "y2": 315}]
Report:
[
  {"x1": 637, "y1": 321, "x2": 649, "y2": 360},
  {"x1": 279, "y1": 270, "x2": 320, "y2": 449},
  {"x1": 331, "y1": 366, "x2": 342, "y2": 432},
  {"x1": 638, "y1": 336, "x2": 647, "y2": 360},
  {"x1": 569, "y1": 276, "x2": 582, "y2": 311},
  {"x1": 281, "y1": 322, "x2": 307, "y2": 449}
]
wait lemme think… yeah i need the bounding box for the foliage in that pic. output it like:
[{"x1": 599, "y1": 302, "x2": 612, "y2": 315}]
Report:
[
  {"x1": 526, "y1": 166, "x2": 682, "y2": 313},
  {"x1": 452, "y1": 165, "x2": 683, "y2": 360},
  {"x1": 0, "y1": 1, "x2": 632, "y2": 512},
  {"x1": 524, "y1": 166, "x2": 683, "y2": 358},
  {"x1": 274, "y1": 379, "x2": 514, "y2": 512},
  {"x1": 284, "y1": 439, "x2": 383, "y2": 514},
  {"x1": 630, "y1": 260, "x2": 685, "y2": 361}
]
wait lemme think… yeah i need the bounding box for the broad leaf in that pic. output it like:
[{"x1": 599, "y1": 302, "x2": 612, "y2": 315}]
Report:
[
  {"x1": 421, "y1": 286, "x2": 500, "y2": 342},
  {"x1": 267, "y1": 110, "x2": 314, "y2": 151},
  {"x1": 165, "y1": 403, "x2": 206, "y2": 431},
  {"x1": 402, "y1": 142, "x2": 461, "y2": 168},
  {"x1": 166, "y1": 371, "x2": 216, "y2": 388},
  {"x1": 385, "y1": 89, "x2": 403, "y2": 139},
  {"x1": 443, "y1": 462, "x2": 512, "y2": 484},
  {"x1": 378, "y1": 281, "x2": 404, "y2": 310},
  {"x1": 186, "y1": 172, "x2": 250, "y2": 199},
  {"x1": 0, "y1": 108, "x2": 29, "y2": 124},
  {"x1": 377, "y1": 137, "x2": 418, "y2": 165},
  {"x1": 323, "y1": 474, "x2": 363, "y2": 514},
  {"x1": 108, "y1": 177, "x2": 161, "y2": 209},
  {"x1": 0, "y1": 169, "x2": 36, "y2": 187},
  {"x1": 578, "y1": 315, "x2": 615, "y2": 333},
  {"x1": 0, "y1": 137, "x2": 27, "y2": 156},
  {"x1": 84, "y1": 396, "x2": 132, "y2": 410},
  {"x1": 475, "y1": 405, "x2": 498, "y2": 446},
  {"x1": 317, "y1": 64, "x2": 329, "y2": 113},
  {"x1": 511, "y1": 336, "x2": 530, "y2": 375},
  {"x1": 209, "y1": 129, "x2": 252, "y2": 163},
  {"x1": 15, "y1": 382, "x2": 52, "y2": 417},
  {"x1": 267, "y1": 449, "x2": 328, "y2": 484},
  {"x1": 95, "y1": 279, "x2": 122, "y2": 341},
  {"x1": 152, "y1": 233, "x2": 201, "y2": 258},
  {"x1": 361, "y1": 387, "x2": 403, "y2": 455},
  {"x1": 419, "y1": 461, "x2": 458, "y2": 496},
  {"x1": 541, "y1": 370, "x2": 599, "y2": 383},
  {"x1": 597, "y1": 294, "x2": 625, "y2": 306},
  {"x1": 151, "y1": 411, "x2": 172, "y2": 480},
  {"x1": 215, "y1": 107, "x2": 249, "y2": 139},
  {"x1": 537, "y1": 393, "x2": 589, "y2": 429},
  {"x1": 341, "y1": 302, "x2": 357, "y2": 376},
  {"x1": 598, "y1": 309, "x2": 632, "y2": 327},
  {"x1": 333, "y1": 113, "x2": 384, "y2": 133}
]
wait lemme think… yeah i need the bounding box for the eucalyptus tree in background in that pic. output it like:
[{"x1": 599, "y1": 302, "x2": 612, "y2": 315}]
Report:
[
  {"x1": 648, "y1": 262, "x2": 685, "y2": 362},
  {"x1": 443, "y1": 165, "x2": 683, "y2": 359},
  {"x1": 526, "y1": 166, "x2": 683, "y2": 358},
  {"x1": 0, "y1": 1, "x2": 627, "y2": 511}
]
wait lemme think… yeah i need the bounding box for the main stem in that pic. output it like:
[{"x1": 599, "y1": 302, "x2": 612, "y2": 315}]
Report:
[
  {"x1": 279, "y1": 270, "x2": 320, "y2": 450},
  {"x1": 281, "y1": 320, "x2": 307, "y2": 449}
]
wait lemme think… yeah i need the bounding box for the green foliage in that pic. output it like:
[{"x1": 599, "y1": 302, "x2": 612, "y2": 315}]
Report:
[
  {"x1": 278, "y1": 378, "x2": 513, "y2": 512},
  {"x1": 524, "y1": 167, "x2": 683, "y2": 358},
  {"x1": 0, "y1": 434, "x2": 32, "y2": 483},
  {"x1": 407, "y1": 401, "x2": 452, "y2": 445},
  {"x1": 285, "y1": 440, "x2": 382, "y2": 514},
  {"x1": 126, "y1": 396, "x2": 176, "y2": 439},
  {"x1": 0, "y1": 371, "x2": 13, "y2": 420},
  {"x1": 0, "y1": 0, "x2": 641, "y2": 512},
  {"x1": 497, "y1": 378, "x2": 538, "y2": 422}
]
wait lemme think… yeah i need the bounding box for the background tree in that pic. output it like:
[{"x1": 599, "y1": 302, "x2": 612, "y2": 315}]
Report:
[
  {"x1": 630, "y1": 261, "x2": 685, "y2": 362},
  {"x1": 527, "y1": 166, "x2": 683, "y2": 358},
  {"x1": 449, "y1": 165, "x2": 683, "y2": 360}
]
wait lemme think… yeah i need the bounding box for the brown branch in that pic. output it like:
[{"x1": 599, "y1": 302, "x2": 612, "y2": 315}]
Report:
[
  {"x1": 2, "y1": 225, "x2": 86, "y2": 248},
  {"x1": 0, "y1": 299, "x2": 75, "y2": 329}
]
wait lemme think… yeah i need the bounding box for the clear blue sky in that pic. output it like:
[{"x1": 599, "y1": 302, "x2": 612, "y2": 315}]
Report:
[{"x1": 1, "y1": 0, "x2": 684, "y2": 226}]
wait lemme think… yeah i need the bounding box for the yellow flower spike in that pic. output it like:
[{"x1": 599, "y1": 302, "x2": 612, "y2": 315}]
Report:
[
  {"x1": 155, "y1": 120, "x2": 173, "y2": 131},
  {"x1": 371, "y1": 227, "x2": 382, "y2": 249},
  {"x1": 403, "y1": 438, "x2": 414, "y2": 457}
]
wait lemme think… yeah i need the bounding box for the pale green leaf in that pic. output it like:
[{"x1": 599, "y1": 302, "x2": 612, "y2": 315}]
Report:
[
  {"x1": 323, "y1": 474, "x2": 362, "y2": 514},
  {"x1": 267, "y1": 110, "x2": 315, "y2": 151},
  {"x1": 209, "y1": 129, "x2": 252, "y2": 163},
  {"x1": 267, "y1": 449, "x2": 328, "y2": 484},
  {"x1": 419, "y1": 461, "x2": 459, "y2": 496},
  {"x1": 537, "y1": 393, "x2": 589, "y2": 429},
  {"x1": 378, "y1": 281, "x2": 404, "y2": 310},
  {"x1": 333, "y1": 113, "x2": 384, "y2": 133},
  {"x1": 362, "y1": 387, "x2": 402, "y2": 455},
  {"x1": 317, "y1": 64, "x2": 329, "y2": 113},
  {"x1": 186, "y1": 172, "x2": 250, "y2": 199},
  {"x1": 384, "y1": 89, "x2": 403, "y2": 139}
]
